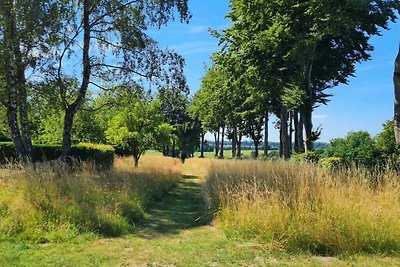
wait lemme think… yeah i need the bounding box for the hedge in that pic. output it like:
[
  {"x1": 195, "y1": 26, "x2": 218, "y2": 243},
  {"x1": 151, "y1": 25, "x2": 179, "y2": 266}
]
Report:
[{"x1": 0, "y1": 142, "x2": 114, "y2": 169}]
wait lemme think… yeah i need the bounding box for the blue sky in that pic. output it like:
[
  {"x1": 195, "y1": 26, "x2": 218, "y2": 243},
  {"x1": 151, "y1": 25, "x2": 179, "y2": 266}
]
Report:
[{"x1": 151, "y1": 0, "x2": 400, "y2": 142}]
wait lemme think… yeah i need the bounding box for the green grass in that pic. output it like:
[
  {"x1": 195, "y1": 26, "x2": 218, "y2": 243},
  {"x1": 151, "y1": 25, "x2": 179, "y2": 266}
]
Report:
[{"x1": 2, "y1": 157, "x2": 400, "y2": 266}]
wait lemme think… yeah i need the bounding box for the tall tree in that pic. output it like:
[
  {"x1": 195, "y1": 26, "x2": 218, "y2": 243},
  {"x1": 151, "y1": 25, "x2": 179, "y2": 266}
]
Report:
[
  {"x1": 394, "y1": 47, "x2": 400, "y2": 143},
  {"x1": 55, "y1": 0, "x2": 190, "y2": 162},
  {"x1": 0, "y1": 0, "x2": 66, "y2": 161}
]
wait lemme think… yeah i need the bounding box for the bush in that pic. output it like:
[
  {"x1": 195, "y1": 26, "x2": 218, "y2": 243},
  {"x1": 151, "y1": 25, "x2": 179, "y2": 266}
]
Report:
[
  {"x1": 291, "y1": 151, "x2": 320, "y2": 163},
  {"x1": 71, "y1": 143, "x2": 114, "y2": 169},
  {"x1": 0, "y1": 143, "x2": 114, "y2": 168},
  {"x1": 320, "y1": 157, "x2": 345, "y2": 171},
  {"x1": 325, "y1": 131, "x2": 378, "y2": 168}
]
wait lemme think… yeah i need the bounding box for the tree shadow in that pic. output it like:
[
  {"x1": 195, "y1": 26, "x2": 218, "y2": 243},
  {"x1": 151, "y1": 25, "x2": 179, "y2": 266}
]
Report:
[{"x1": 136, "y1": 175, "x2": 211, "y2": 239}]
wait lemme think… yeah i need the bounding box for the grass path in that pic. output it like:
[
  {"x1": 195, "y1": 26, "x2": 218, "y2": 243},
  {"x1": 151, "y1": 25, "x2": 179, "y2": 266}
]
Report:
[{"x1": 1, "y1": 159, "x2": 400, "y2": 266}]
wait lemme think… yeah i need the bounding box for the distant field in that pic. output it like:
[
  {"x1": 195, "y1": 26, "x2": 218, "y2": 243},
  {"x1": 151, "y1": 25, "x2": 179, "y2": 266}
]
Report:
[{"x1": 145, "y1": 149, "x2": 254, "y2": 159}]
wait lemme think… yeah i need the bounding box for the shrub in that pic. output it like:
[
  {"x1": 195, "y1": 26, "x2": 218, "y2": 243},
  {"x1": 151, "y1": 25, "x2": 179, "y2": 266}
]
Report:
[
  {"x1": 71, "y1": 143, "x2": 114, "y2": 169},
  {"x1": 325, "y1": 131, "x2": 378, "y2": 168},
  {"x1": 320, "y1": 157, "x2": 345, "y2": 171},
  {"x1": 0, "y1": 143, "x2": 114, "y2": 168},
  {"x1": 291, "y1": 151, "x2": 320, "y2": 163}
]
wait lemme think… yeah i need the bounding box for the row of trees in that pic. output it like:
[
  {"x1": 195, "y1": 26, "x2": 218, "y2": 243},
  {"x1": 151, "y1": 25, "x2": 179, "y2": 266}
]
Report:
[
  {"x1": 0, "y1": 0, "x2": 190, "y2": 163},
  {"x1": 192, "y1": 0, "x2": 400, "y2": 159}
]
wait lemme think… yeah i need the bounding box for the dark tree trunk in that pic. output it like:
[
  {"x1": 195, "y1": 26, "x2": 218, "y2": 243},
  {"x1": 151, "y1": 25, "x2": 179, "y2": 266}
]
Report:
[
  {"x1": 61, "y1": 108, "x2": 75, "y2": 163},
  {"x1": 133, "y1": 155, "x2": 140, "y2": 168},
  {"x1": 298, "y1": 113, "x2": 305, "y2": 153},
  {"x1": 214, "y1": 130, "x2": 220, "y2": 157},
  {"x1": 395, "y1": 47, "x2": 400, "y2": 143},
  {"x1": 254, "y1": 141, "x2": 259, "y2": 158},
  {"x1": 232, "y1": 126, "x2": 237, "y2": 158},
  {"x1": 219, "y1": 126, "x2": 225, "y2": 159},
  {"x1": 294, "y1": 111, "x2": 299, "y2": 152},
  {"x1": 280, "y1": 107, "x2": 290, "y2": 159},
  {"x1": 289, "y1": 112, "x2": 293, "y2": 155},
  {"x1": 61, "y1": 0, "x2": 91, "y2": 161},
  {"x1": 200, "y1": 131, "x2": 205, "y2": 158},
  {"x1": 172, "y1": 140, "x2": 176, "y2": 158},
  {"x1": 263, "y1": 111, "x2": 269, "y2": 157},
  {"x1": 304, "y1": 59, "x2": 314, "y2": 152},
  {"x1": 236, "y1": 132, "x2": 242, "y2": 159}
]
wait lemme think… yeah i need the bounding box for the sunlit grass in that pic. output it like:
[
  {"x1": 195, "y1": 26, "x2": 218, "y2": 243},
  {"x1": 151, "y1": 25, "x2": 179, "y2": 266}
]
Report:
[
  {"x1": 0, "y1": 157, "x2": 180, "y2": 243},
  {"x1": 203, "y1": 160, "x2": 400, "y2": 255}
]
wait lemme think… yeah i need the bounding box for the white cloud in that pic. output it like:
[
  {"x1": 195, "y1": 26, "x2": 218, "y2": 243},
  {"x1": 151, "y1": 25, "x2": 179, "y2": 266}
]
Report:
[
  {"x1": 189, "y1": 25, "x2": 208, "y2": 34},
  {"x1": 314, "y1": 114, "x2": 328, "y2": 120},
  {"x1": 170, "y1": 41, "x2": 217, "y2": 55}
]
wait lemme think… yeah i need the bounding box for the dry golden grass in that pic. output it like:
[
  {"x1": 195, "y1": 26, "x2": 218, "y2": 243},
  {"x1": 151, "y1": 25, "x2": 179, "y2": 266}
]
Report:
[
  {"x1": 114, "y1": 155, "x2": 182, "y2": 175},
  {"x1": 203, "y1": 159, "x2": 400, "y2": 255},
  {"x1": 0, "y1": 156, "x2": 181, "y2": 242}
]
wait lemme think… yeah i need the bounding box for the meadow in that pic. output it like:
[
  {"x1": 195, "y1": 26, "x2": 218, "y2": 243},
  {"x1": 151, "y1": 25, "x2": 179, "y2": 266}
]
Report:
[{"x1": 1, "y1": 155, "x2": 400, "y2": 266}]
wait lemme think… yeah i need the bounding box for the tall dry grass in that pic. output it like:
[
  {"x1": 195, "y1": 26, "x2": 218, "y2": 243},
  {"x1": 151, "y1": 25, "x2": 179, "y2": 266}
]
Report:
[
  {"x1": 0, "y1": 156, "x2": 181, "y2": 243},
  {"x1": 203, "y1": 160, "x2": 400, "y2": 255}
]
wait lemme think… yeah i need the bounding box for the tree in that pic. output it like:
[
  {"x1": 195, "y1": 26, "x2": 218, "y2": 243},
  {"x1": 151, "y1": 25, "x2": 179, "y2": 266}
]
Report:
[
  {"x1": 326, "y1": 131, "x2": 378, "y2": 168},
  {"x1": 106, "y1": 99, "x2": 172, "y2": 168},
  {"x1": 0, "y1": 0, "x2": 67, "y2": 161},
  {"x1": 216, "y1": 0, "x2": 400, "y2": 155},
  {"x1": 54, "y1": 0, "x2": 190, "y2": 162},
  {"x1": 394, "y1": 47, "x2": 400, "y2": 143}
]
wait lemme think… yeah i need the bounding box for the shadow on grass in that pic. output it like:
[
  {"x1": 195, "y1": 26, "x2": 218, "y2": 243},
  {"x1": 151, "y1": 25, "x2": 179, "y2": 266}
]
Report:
[{"x1": 137, "y1": 175, "x2": 211, "y2": 239}]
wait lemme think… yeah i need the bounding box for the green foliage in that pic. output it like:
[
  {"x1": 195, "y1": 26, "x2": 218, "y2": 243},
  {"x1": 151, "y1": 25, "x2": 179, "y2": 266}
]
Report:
[
  {"x1": 325, "y1": 131, "x2": 378, "y2": 168},
  {"x1": 70, "y1": 143, "x2": 114, "y2": 169},
  {"x1": 320, "y1": 157, "x2": 345, "y2": 171},
  {"x1": 291, "y1": 151, "x2": 320, "y2": 163},
  {"x1": 376, "y1": 120, "x2": 399, "y2": 157},
  {"x1": 0, "y1": 143, "x2": 114, "y2": 168},
  {"x1": 106, "y1": 99, "x2": 172, "y2": 167}
]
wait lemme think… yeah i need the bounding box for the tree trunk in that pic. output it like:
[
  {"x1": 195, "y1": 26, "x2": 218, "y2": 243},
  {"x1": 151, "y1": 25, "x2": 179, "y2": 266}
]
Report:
[
  {"x1": 3, "y1": 0, "x2": 32, "y2": 162},
  {"x1": 289, "y1": 112, "x2": 293, "y2": 155},
  {"x1": 61, "y1": 0, "x2": 91, "y2": 162},
  {"x1": 294, "y1": 111, "x2": 299, "y2": 152},
  {"x1": 61, "y1": 108, "x2": 75, "y2": 163},
  {"x1": 254, "y1": 140, "x2": 259, "y2": 158},
  {"x1": 172, "y1": 140, "x2": 176, "y2": 158},
  {"x1": 394, "y1": 47, "x2": 400, "y2": 143},
  {"x1": 236, "y1": 132, "x2": 242, "y2": 159},
  {"x1": 214, "y1": 130, "x2": 220, "y2": 157},
  {"x1": 280, "y1": 107, "x2": 290, "y2": 159},
  {"x1": 304, "y1": 59, "x2": 314, "y2": 152},
  {"x1": 298, "y1": 113, "x2": 305, "y2": 153},
  {"x1": 133, "y1": 155, "x2": 139, "y2": 168},
  {"x1": 200, "y1": 131, "x2": 205, "y2": 158},
  {"x1": 219, "y1": 126, "x2": 225, "y2": 159},
  {"x1": 232, "y1": 126, "x2": 237, "y2": 158},
  {"x1": 263, "y1": 111, "x2": 269, "y2": 157}
]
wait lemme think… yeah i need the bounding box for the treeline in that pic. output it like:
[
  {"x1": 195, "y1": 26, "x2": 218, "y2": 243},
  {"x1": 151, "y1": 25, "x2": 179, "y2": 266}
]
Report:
[
  {"x1": 0, "y1": 0, "x2": 190, "y2": 166},
  {"x1": 191, "y1": 0, "x2": 400, "y2": 159}
]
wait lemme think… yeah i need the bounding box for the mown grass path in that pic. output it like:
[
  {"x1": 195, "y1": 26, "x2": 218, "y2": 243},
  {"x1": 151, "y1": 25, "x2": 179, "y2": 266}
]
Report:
[
  {"x1": 137, "y1": 174, "x2": 209, "y2": 238},
  {"x1": 1, "y1": 159, "x2": 400, "y2": 266}
]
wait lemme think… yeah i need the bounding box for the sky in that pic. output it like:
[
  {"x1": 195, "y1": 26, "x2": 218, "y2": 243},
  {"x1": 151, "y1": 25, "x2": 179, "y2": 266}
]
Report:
[{"x1": 150, "y1": 0, "x2": 400, "y2": 142}]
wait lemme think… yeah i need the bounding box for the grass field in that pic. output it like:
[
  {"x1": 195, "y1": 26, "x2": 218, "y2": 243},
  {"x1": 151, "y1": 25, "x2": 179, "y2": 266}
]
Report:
[
  {"x1": 145, "y1": 149, "x2": 254, "y2": 159},
  {"x1": 1, "y1": 156, "x2": 400, "y2": 266}
]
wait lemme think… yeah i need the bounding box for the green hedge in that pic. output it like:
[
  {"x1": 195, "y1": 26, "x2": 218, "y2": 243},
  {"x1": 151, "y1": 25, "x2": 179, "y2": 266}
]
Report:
[{"x1": 0, "y1": 142, "x2": 114, "y2": 168}]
